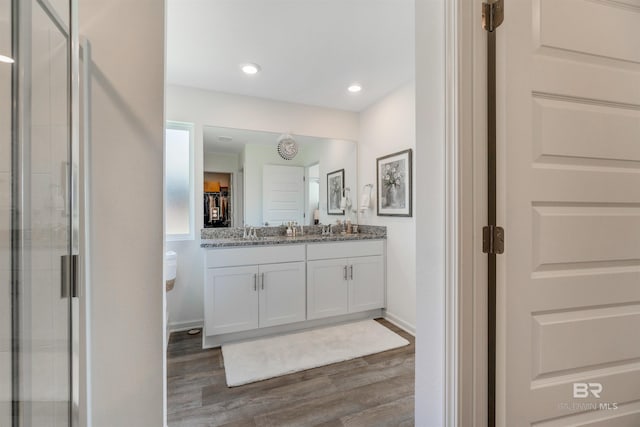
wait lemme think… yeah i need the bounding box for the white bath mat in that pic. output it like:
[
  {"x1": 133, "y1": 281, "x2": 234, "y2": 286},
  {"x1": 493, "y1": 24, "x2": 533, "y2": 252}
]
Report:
[{"x1": 221, "y1": 320, "x2": 410, "y2": 387}]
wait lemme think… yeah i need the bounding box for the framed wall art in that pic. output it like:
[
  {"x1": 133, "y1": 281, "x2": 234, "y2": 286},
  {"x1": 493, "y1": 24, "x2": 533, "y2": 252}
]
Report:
[
  {"x1": 327, "y1": 169, "x2": 345, "y2": 215},
  {"x1": 376, "y1": 149, "x2": 412, "y2": 217}
]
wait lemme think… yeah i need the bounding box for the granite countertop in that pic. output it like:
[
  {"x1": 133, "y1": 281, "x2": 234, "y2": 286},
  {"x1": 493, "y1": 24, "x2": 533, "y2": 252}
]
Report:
[
  {"x1": 201, "y1": 232, "x2": 385, "y2": 248},
  {"x1": 200, "y1": 225, "x2": 387, "y2": 248}
]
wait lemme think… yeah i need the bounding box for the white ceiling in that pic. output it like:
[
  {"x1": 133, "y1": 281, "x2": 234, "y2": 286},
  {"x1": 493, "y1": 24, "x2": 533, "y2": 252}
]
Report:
[{"x1": 167, "y1": 0, "x2": 415, "y2": 112}]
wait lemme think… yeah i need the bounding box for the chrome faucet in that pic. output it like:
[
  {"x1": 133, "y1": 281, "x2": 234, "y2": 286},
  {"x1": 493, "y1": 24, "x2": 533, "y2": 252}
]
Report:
[{"x1": 243, "y1": 225, "x2": 258, "y2": 239}]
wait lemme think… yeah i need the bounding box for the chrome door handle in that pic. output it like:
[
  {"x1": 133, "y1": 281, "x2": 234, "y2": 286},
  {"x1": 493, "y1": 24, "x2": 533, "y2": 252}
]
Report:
[
  {"x1": 253, "y1": 273, "x2": 257, "y2": 291},
  {"x1": 343, "y1": 265, "x2": 348, "y2": 280},
  {"x1": 61, "y1": 254, "x2": 79, "y2": 298},
  {"x1": 61, "y1": 255, "x2": 69, "y2": 298},
  {"x1": 261, "y1": 273, "x2": 265, "y2": 290},
  {"x1": 349, "y1": 265, "x2": 353, "y2": 280}
]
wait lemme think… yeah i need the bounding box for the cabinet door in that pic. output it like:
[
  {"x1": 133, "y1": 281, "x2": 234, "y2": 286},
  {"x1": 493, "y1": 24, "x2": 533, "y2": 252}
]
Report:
[
  {"x1": 205, "y1": 265, "x2": 259, "y2": 335},
  {"x1": 258, "y1": 261, "x2": 306, "y2": 328},
  {"x1": 307, "y1": 258, "x2": 349, "y2": 320},
  {"x1": 348, "y1": 256, "x2": 385, "y2": 313}
]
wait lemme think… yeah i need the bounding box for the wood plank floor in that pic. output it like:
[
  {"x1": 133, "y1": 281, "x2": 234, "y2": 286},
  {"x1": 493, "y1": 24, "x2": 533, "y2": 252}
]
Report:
[{"x1": 167, "y1": 319, "x2": 415, "y2": 427}]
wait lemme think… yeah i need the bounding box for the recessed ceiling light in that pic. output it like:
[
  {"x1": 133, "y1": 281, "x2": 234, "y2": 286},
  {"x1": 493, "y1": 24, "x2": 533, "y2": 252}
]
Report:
[
  {"x1": 348, "y1": 83, "x2": 362, "y2": 93},
  {"x1": 241, "y1": 63, "x2": 261, "y2": 75},
  {"x1": 0, "y1": 55, "x2": 15, "y2": 64}
]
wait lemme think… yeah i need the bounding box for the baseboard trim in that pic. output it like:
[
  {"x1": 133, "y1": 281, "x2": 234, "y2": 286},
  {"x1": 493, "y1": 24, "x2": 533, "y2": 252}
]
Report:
[
  {"x1": 169, "y1": 319, "x2": 204, "y2": 333},
  {"x1": 383, "y1": 311, "x2": 416, "y2": 336}
]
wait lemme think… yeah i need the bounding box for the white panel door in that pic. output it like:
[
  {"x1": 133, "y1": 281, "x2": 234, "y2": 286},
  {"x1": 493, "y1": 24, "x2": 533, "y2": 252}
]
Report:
[
  {"x1": 258, "y1": 262, "x2": 306, "y2": 328},
  {"x1": 348, "y1": 256, "x2": 385, "y2": 313},
  {"x1": 262, "y1": 164, "x2": 304, "y2": 226},
  {"x1": 205, "y1": 266, "x2": 259, "y2": 335},
  {"x1": 307, "y1": 259, "x2": 349, "y2": 320},
  {"x1": 498, "y1": 1, "x2": 640, "y2": 425}
]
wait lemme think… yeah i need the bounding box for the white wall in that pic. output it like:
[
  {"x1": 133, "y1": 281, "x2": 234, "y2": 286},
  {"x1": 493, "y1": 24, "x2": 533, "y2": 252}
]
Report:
[
  {"x1": 415, "y1": 0, "x2": 446, "y2": 424},
  {"x1": 166, "y1": 85, "x2": 359, "y2": 330},
  {"x1": 204, "y1": 152, "x2": 239, "y2": 171},
  {"x1": 167, "y1": 85, "x2": 359, "y2": 142},
  {"x1": 80, "y1": 0, "x2": 165, "y2": 425},
  {"x1": 358, "y1": 81, "x2": 416, "y2": 333}
]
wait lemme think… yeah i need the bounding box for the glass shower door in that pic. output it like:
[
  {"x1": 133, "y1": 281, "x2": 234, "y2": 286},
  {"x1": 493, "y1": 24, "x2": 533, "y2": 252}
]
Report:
[
  {"x1": 1, "y1": 0, "x2": 13, "y2": 425},
  {"x1": 1, "y1": 0, "x2": 79, "y2": 425}
]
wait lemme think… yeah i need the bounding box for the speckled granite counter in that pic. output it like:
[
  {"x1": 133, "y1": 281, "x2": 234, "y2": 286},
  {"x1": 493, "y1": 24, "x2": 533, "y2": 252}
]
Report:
[{"x1": 200, "y1": 225, "x2": 386, "y2": 248}]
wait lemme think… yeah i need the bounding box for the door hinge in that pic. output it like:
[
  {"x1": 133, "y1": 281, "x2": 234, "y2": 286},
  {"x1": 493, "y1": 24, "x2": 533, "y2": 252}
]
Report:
[
  {"x1": 483, "y1": 225, "x2": 504, "y2": 255},
  {"x1": 482, "y1": 0, "x2": 504, "y2": 32}
]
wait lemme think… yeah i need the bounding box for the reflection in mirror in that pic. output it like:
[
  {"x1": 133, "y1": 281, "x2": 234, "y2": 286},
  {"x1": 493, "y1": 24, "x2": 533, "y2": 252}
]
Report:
[
  {"x1": 204, "y1": 172, "x2": 232, "y2": 228},
  {"x1": 203, "y1": 126, "x2": 357, "y2": 227}
]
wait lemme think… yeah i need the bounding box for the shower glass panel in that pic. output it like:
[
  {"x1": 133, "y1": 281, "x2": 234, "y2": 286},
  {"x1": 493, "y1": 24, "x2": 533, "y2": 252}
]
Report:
[
  {"x1": 1, "y1": 0, "x2": 78, "y2": 425},
  {"x1": 1, "y1": 0, "x2": 12, "y2": 425}
]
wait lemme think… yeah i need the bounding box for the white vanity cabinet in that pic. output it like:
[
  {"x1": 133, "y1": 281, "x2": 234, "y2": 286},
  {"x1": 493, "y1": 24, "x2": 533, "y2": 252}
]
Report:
[
  {"x1": 204, "y1": 246, "x2": 306, "y2": 336},
  {"x1": 205, "y1": 265, "x2": 259, "y2": 335},
  {"x1": 203, "y1": 238, "x2": 386, "y2": 347},
  {"x1": 257, "y1": 262, "x2": 306, "y2": 328},
  {"x1": 307, "y1": 241, "x2": 385, "y2": 320},
  {"x1": 348, "y1": 255, "x2": 385, "y2": 312},
  {"x1": 306, "y1": 258, "x2": 349, "y2": 319}
]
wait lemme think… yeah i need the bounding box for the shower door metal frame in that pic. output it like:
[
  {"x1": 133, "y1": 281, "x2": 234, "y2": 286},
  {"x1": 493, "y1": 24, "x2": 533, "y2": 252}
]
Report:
[
  {"x1": 10, "y1": 0, "x2": 80, "y2": 425},
  {"x1": 10, "y1": 0, "x2": 25, "y2": 421}
]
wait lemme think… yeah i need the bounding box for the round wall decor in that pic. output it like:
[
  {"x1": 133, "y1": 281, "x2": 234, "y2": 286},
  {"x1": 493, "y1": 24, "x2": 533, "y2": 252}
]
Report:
[{"x1": 277, "y1": 134, "x2": 298, "y2": 160}]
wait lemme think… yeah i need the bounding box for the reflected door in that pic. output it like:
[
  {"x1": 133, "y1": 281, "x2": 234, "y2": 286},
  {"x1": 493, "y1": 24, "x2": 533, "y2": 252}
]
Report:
[{"x1": 262, "y1": 165, "x2": 304, "y2": 226}]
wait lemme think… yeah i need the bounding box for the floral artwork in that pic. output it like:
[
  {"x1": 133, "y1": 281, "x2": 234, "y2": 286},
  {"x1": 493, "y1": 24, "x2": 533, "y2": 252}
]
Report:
[
  {"x1": 376, "y1": 149, "x2": 412, "y2": 217},
  {"x1": 327, "y1": 169, "x2": 345, "y2": 215}
]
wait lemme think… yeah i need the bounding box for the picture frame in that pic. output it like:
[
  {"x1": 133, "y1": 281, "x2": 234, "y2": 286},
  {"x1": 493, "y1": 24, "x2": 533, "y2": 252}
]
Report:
[
  {"x1": 377, "y1": 149, "x2": 412, "y2": 217},
  {"x1": 327, "y1": 169, "x2": 345, "y2": 215}
]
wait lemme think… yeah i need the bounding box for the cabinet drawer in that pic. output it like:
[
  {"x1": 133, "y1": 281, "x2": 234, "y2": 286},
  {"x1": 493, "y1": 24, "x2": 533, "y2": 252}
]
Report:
[
  {"x1": 206, "y1": 245, "x2": 305, "y2": 268},
  {"x1": 307, "y1": 240, "x2": 384, "y2": 260}
]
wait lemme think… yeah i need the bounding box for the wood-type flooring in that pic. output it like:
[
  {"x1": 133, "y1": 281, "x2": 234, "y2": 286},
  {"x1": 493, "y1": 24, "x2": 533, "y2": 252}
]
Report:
[{"x1": 167, "y1": 319, "x2": 415, "y2": 427}]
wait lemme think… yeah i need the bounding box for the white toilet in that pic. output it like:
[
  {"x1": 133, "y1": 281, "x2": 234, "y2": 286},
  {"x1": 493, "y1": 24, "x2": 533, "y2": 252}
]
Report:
[{"x1": 165, "y1": 250, "x2": 177, "y2": 292}]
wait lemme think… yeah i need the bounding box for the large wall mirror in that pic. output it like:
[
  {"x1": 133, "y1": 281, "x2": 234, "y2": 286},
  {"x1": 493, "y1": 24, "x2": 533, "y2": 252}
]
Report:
[{"x1": 203, "y1": 125, "x2": 357, "y2": 227}]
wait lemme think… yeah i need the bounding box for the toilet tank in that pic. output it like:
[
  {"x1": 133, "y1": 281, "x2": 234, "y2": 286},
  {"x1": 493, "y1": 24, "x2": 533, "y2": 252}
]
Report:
[{"x1": 165, "y1": 251, "x2": 177, "y2": 291}]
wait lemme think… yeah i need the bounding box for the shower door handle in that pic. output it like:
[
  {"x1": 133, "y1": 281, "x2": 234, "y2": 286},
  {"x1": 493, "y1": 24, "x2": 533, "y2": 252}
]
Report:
[
  {"x1": 71, "y1": 254, "x2": 79, "y2": 297},
  {"x1": 61, "y1": 254, "x2": 79, "y2": 298},
  {"x1": 61, "y1": 255, "x2": 70, "y2": 298}
]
